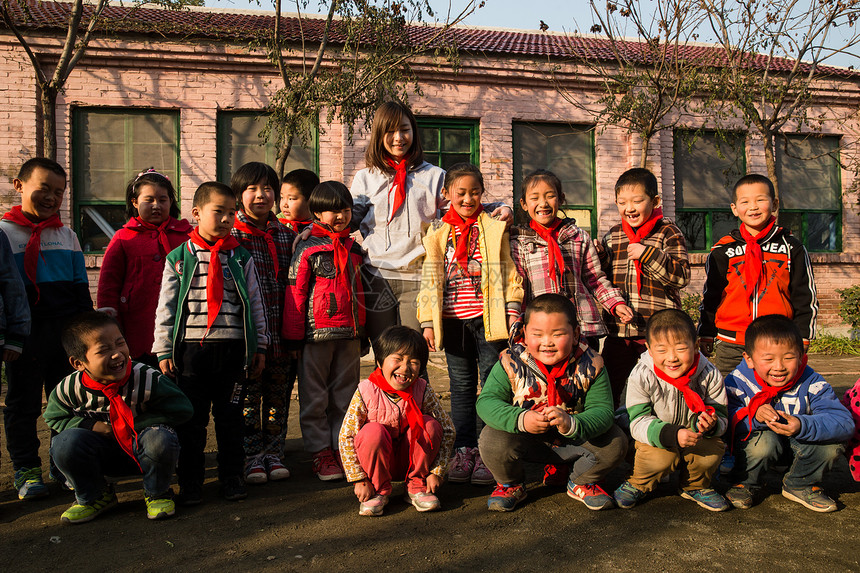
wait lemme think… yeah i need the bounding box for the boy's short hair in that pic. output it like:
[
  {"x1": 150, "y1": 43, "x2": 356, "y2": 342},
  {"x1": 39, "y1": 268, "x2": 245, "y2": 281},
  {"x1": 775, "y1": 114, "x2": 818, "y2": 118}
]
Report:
[
  {"x1": 444, "y1": 163, "x2": 484, "y2": 191},
  {"x1": 231, "y1": 162, "x2": 280, "y2": 203},
  {"x1": 282, "y1": 169, "x2": 320, "y2": 200},
  {"x1": 744, "y1": 314, "x2": 804, "y2": 356},
  {"x1": 373, "y1": 325, "x2": 429, "y2": 371},
  {"x1": 18, "y1": 157, "x2": 66, "y2": 182},
  {"x1": 524, "y1": 293, "x2": 578, "y2": 330},
  {"x1": 521, "y1": 169, "x2": 562, "y2": 197},
  {"x1": 308, "y1": 181, "x2": 353, "y2": 214},
  {"x1": 62, "y1": 311, "x2": 120, "y2": 360},
  {"x1": 645, "y1": 309, "x2": 697, "y2": 346},
  {"x1": 614, "y1": 168, "x2": 658, "y2": 199},
  {"x1": 193, "y1": 181, "x2": 236, "y2": 208},
  {"x1": 732, "y1": 174, "x2": 776, "y2": 202}
]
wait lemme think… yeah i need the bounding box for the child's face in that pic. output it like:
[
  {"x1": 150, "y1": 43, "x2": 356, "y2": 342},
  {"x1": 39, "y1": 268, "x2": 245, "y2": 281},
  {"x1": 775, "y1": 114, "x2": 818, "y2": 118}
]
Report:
[
  {"x1": 380, "y1": 347, "x2": 423, "y2": 391},
  {"x1": 13, "y1": 166, "x2": 67, "y2": 223},
  {"x1": 520, "y1": 180, "x2": 563, "y2": 227},
  {"x1": 615, "y1": 184, "x2": 659, "y2": 228},
  {"x1": 523, "y1": 311, "x2": 578, "y2": 367},
  {"x1": 70, "y1": 324, "x2": 130, "y2": 383},
  {"x1": 279, "y1": 183, "x2": 310, "y2": 221},
  {"x1": 647, "y1": 331, "x2": 697, "y2": 379},
  {"x1": 133, "y1": 184, "x2": 171, "y2": 225},
  {"x1": 241, "y1": 178, "x2": 275, "y2": 224},
  {"x1": 315, "y1": 208, "x2": 352, "y2": 233},
  {"x1": 383, "y1": 118, "x2": 414, "y2": 160},
  {"x1": 743, "y1": 337, "x2": 801, "y2": 387},
  {"x1": 192, "y1": 193, "x2": 236, "y2": 242},
  {"x1": 444, "y1": 175, "x2": 483, "y2": 219},
  {"x1": 731, "y1": 182, "x2": 776, "y2": 234}
]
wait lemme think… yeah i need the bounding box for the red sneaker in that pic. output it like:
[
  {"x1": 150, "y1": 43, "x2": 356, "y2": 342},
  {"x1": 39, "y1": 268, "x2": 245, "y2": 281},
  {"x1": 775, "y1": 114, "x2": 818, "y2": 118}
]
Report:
[
  {"x1": 312, "y1": 448, "x2": 344, "y2": 481},
  {"x1": 542, "y1": 463, "x2": 569, "y2": 487}
]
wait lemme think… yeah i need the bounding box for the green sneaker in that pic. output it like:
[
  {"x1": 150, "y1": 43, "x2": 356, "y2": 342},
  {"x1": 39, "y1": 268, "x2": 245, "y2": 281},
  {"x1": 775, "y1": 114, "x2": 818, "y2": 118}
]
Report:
[
  {"x1": 145, "y1": 495, "x2": 176, "y2": 520},
  {"x1": 14, "y1": 467, "x2": 49, "y2": 500},
  {"x1": 61, "y1": 488, "x2": 118, "y2": 524}
]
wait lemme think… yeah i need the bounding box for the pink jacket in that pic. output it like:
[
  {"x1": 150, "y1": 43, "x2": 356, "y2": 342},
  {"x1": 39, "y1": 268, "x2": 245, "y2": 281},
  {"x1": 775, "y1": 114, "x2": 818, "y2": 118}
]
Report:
[
  {"x1": 358, "y1": 377, "x2": 428, "y2": 439},
  {"x1": 97, "y1": 217, "x2": 192, "y2": 357}
]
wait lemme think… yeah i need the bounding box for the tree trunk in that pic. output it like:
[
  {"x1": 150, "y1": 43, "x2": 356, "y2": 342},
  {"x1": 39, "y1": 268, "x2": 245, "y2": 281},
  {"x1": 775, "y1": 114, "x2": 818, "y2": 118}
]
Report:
[
  {"x1": 639, "y1": 135, "x2": 649, "y2": 169},
  {"x1": 762, "y1": 129, "x2": 779, "y2": 209},
  {"x1": 275, "y1": 135, "x2": 294, "y2": 179},
  {"x1": 39, "y1": 83, "x2": 58, "y2": 160}
]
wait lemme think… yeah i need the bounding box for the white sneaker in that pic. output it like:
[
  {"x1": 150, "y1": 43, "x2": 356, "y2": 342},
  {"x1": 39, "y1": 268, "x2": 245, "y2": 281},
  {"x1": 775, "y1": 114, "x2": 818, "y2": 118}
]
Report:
[
  {"x1": 264, "y1": 454, "x2": 291, "y2": 481},
  {"x1": 244, "y1": 457, "x2": 268, "y2": 484}
]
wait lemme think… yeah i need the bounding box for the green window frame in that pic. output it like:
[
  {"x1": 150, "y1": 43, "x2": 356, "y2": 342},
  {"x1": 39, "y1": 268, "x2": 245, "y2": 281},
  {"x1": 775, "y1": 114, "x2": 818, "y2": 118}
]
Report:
[
  {"x1": 674, "y1": 129, "x2": 746, "y2": 252},
  {"x1": 72, "y1": 108, "x2": 180, "y2": 254},
  {"x1": 416, "y1": 118, "x2": 479, "y2": 171},
  {"x1": 776, "y1": 134, "x2": 842, "y2": 252},
  {"x1": 512, "y1": 122, "x2": 597, "y2": 236},
  {"x1": 216, "y1": 111, "x2": 318, "y2": 183}
]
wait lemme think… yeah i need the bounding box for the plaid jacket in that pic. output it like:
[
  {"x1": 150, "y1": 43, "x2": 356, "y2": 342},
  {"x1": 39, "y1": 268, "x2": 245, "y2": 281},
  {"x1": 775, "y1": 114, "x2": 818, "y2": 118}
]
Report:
[
  {"x1": 510, "y1": 219, "x2": 625, "y2": 337},
  {"x1": 598, "y1": 219, "x2": 690, "y2": 338},
  {"x1": 231, "y1": 211, "x2": 296, "y2": 359}
]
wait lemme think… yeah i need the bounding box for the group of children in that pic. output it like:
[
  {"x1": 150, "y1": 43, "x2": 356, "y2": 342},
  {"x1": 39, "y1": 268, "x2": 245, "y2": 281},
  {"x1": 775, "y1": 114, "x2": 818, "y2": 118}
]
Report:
[{"x1": 1, "y1": 100, "x2": 859, "y2": 525}]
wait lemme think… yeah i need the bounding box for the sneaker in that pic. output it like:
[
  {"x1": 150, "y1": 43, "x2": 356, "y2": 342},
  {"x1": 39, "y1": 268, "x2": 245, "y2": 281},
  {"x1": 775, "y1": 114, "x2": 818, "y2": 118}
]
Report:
[
  {"x1": 221, "y1": 476, "x2": 248, "y2": 501},
  {"x1": 567, "y1": 482, "x2": 615, "y2": 510},
  {"x1": 725, "y1": 484, "x2": 755, "y2": 510},
  {"x1": 405, "y1": 490, "x2": 441, "y2": 512},
  {"x1": 719, "y1": 452, "x2": 735, "y2": 475},
  {"x1": 679, "y1": 488, "x2": 730, "y2": 512},
  {"x1": 312, "y1": 448, "x2": 345, "y2": 481},
  {"x1": 542, "y1": 464, "x2": 569, "y2": 487},
  {"x1": 448, "y1": 447, "x2": 475, "y2": 483},
  {"x1": 14, "y1": 467, "x2": 49, "y2": 500},
  {"x1": 782, "y1": 485, "x2": 837, "y2": 513},
  {"x1": 244, "y1": 457, "x2": 268, "y2": 485},
  {"x1": 145, "y1": 493, "x2": 176, "y2": 520},
  {"x1": 264, "y1": 454, "x2": 291, "y2": 481},
  {"x1": 359, "y1": 494, "x2": 389, "y2": 517},
  {"x1": 613, "y1": 481, "x2": 648, "y2": 509},
  {"x1": 487, "y1": 483, "x2": 527, "y2": 512},
  {"x1": 176, "y1": 483, "x2": 203, "y2": 506},
  {"x1": 470, "y1": 452, "x2": 494, "y2": 485},
  {"x1": 60, "y1": 487, "x2": 118, "y2": 524}
]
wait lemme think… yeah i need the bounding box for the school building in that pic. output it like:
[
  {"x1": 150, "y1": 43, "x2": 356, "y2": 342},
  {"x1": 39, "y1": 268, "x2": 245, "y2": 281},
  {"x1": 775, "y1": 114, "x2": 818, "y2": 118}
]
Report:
[{"x1": 1, "y1": 0, "x2": 858, "y2": 329}]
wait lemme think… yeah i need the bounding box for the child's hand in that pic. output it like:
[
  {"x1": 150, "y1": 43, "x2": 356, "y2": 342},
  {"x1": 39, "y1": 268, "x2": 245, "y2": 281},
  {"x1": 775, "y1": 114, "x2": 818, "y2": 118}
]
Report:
[
  {"x1": 251, "y1": 352, "x2": 266, "y2": 378},
  {"x1": 507, "y1": 314, "x2": 518, "y2": 331},
  {"x1": 755, "y1": 404, "x2": 781, "y2": 424},
  {"x1": 159, "y1": 358, "x2": 176, "y2": 379},
  {"x1": 698, "y1": 338, "x2": 714, "y2": 357},
  {"x1": 677, "y1": 428, "x2": 701, "y2": 448},
  {"x1": 423, "y1": 327, "x2": 436, "y2": 352},
  {"x1": 92, "y1": 421, "x2": 112, "y2": 436},
  {"x1": 2, "y1": 348, "x2": 21, "y2": 362},
  {"x1": 293, "y1": 227, "x2": 312, "y2": 253},
  {"x1": 697, "y1": 411, "x2": 717, "y2": 434},
  {"x1": 766, "y1": 412, "x2": 801, "y2": 437},
  {"x1": 614, "y1": 304, "x2": 634, "y2": 324},
  {"x1": 354, "y1": 478, "x2": 375, "y2": 502},
  {"x1": 97, "y1": 306, "x2": 118, "y2": 318},
  {"x1": 490, "y1": 205, "x2": 514, "y2": 227},
  {"x1": 627, "y1": 243, "x2": 646, "y2": 260},
  {"x1": 592, "y1": 238, "x2": 604, "y2": 255},
  {"x1": 426, "y1": 473, "x2": 443, "y2": 493},
  {"x1": 545, "y1": 406, "x2": 573, "y2": 434},
  {"x1": 522, "y1": 410, "x2": 551, "y2": 434}
]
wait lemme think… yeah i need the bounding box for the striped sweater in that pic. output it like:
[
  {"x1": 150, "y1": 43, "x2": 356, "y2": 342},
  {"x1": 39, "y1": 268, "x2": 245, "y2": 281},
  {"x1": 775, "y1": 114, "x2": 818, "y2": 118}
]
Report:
[{"x1": 43, "y1": 362, "x2": 193, "y2": 433}]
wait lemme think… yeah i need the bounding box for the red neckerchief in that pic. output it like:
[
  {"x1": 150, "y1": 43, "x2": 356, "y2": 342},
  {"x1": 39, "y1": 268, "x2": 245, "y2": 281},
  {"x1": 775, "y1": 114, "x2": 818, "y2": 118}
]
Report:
[
  {"x1": 621, "y1": 207, "x2": 663, "y2": 296},
  {"x1": 79, "y1": 362, "x2": 141, "y2": 470},
  {"x1": 368, "y1": 367, "x2": 428, "y2": 448},
  {"x1": 385, "y1": 158, "x2": 408, "y2": 223},
  {"x1": 233, "y1": 216, "x2": 280, "y2": 278},
  {"x1": 310, "y1": 222, "x2": 352, "y2": 292},
  {"x1": 529, "y1": 218, "x2": 565, "y2": 288},
  {"x1": 534, "y1": 357, "x2": 571, "y2": 407},
  {"x1": 278, "y1": 217, "x2": 311, "y2": 233},
  {"x1": 187, "y1": 228, "x2": 240, "y2": 340},
  {"x1": 2, "y1": 205, "x2": 63, "y2": 302},
  {"x1": 441, "y1": 207, "x2": 484, "y2": 272},
  {"x1": 731, "y1": 354, "x2": 808, "y2": 443},
  {"x1": 739, "y1": 216, "x2": 776, "y2": 307},
  {"x1": 135, "y1": 217, "x2": 173, "y2": 257},
  {"x1": 652, "y1": 354, "x2": 715, "y2": 417}
]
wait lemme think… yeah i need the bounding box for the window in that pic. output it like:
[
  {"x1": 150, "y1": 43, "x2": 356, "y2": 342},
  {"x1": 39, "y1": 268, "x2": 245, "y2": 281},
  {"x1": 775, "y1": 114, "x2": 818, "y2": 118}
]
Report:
[
  {"x1": 72, "y1": 109, "x2": 180, "y2": 253},
  {"x1": 416, "y1": 118, "x2": 478, "y2": 171},
  {"x1": 216, "y1": 112, "x2": 317, "y2": 183},
  {"x1": 776, "y1": 134, "x2": 841, "y2": 252},
  {"x1": 674, "y1": 130, "x2": 746, "y2": 251},
  {"x1": 512, "y1": 122, "x2": 596, "y2": 235}
]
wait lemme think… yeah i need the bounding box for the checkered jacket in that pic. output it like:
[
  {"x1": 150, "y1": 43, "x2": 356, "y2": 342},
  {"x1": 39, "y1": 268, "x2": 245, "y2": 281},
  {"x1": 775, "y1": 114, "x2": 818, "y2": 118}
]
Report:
[
  {"x1": 598, "y1": 219, "x2": 690, "y2": 338},
  {"x1": 510, "y1": 219, "x2": 625, "y2": 337}
]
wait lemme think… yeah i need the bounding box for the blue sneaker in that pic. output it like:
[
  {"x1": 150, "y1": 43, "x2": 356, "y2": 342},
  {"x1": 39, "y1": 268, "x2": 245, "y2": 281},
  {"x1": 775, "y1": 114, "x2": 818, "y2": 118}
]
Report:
[
  {"x1": 679, "y1": 488, "x2": 730, "y2": 512},
  {"x1": 487, "y1": 483, "x2": 527, "y2": 512},
  {"x1": 14, "y1": 467, "x2": 49, "y2": 500},
  {"x1": 613, "y1": 480, "x2": 647, "y2": 509}
]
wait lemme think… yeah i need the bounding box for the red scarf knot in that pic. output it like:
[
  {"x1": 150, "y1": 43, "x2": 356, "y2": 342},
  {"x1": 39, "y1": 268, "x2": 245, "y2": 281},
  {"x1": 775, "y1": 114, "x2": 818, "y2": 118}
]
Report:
[
  {"x1": 2, "y1": 205, "x2": 63, "y2": 302},
  {"x1": 534, "y1": 357, "x2": 571, "y2": 408},
  {"x1": 385, "y1": 159, "x2": 409, "y2": 224},
  {"x1": 621, "y1": 207, "x2": 663, "y2": 296},
  {"x1": 653, "y1": 354, "x2": 715, "y2": 417},
  {"x1": 79, "y1": 362, "x2": 141, "y2": 470},
  {"x1": 279, "y1": 218, "x2": 310, "y2": 233},
  {"x1": 368, "y1": 368, "x2": 428, "y2": 448},
  {"x1": 310, "y1": 222, "x2": 352, "y2": 290},
  {"x1": 135, "y1": 216, "x2": 173, "y2": 257},
  {"x1": 441, "y1": 207, "x2": 484, "y2": 272},
  {"x1": 739, "y1": 216, "x2": 776, "y2": 310},
  {"x1": 234, "y1": 217, "x2": 280, "y2": 278},
  {"x1": 529, "y1": 218, "x2": 565, "y2": 289},
  {"x1": 187, "y1": 228, "x2": 241, "y2": 340}
]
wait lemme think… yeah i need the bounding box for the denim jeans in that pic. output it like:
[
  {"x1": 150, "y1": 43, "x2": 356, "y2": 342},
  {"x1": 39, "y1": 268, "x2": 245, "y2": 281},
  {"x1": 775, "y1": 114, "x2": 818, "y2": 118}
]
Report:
[
  {"x1": 51, "y1": 425, "x2": 180, "y2": 504},
  {"x1": 734, "y1": 430, "x2": 845, "y2": 489},
  {"x1": 443, "y1": 317, "x2": 506, "y2": 449}
]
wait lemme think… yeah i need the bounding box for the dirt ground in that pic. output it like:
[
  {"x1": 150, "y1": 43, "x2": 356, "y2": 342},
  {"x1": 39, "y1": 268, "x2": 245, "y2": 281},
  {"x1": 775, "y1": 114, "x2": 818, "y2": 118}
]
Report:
[{"x1": 1, "y1": 354, "x2": 859, "y2": 572}]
